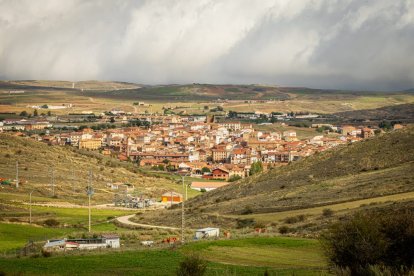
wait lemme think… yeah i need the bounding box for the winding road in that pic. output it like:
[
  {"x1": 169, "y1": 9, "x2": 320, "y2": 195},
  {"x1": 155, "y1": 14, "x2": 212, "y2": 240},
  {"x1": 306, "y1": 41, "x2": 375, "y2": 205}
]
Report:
[{"x1": 116, "y1": 214, "x2": 180, "y2": 230}]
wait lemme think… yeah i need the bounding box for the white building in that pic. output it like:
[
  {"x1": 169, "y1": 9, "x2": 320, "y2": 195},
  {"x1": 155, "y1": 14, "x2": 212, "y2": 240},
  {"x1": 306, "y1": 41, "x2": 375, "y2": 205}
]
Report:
[{"x1": 195, "y1": 228, "x2": 220, "y2": 239}]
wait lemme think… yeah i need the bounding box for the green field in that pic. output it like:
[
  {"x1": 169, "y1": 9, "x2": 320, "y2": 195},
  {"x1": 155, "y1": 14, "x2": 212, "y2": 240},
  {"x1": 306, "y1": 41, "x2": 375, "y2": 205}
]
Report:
[
  {"x1": 0, "y1": 223, "x2": 75, "y2": 252},
  {"x1": 0, "y1": 237, "x2": 328, "y2": 275}
]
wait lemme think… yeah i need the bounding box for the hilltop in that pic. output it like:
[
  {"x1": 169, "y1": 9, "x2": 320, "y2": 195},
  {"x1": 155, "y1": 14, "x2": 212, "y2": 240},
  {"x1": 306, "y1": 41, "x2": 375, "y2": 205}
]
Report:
[
  {"x1": 335, "y1": 103, "x2": 414, "y2": 122},
  {"x1": 0, "y1": 134, "x2": 181, "y2": 203},
  {"x1": 136, "y1": 127, "x2": 414, "y2": 229}
]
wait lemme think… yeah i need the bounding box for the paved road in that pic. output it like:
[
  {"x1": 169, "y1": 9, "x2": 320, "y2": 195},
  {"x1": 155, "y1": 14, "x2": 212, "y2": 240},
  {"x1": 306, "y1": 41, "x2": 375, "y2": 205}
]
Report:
[{"x1": 116, "y1": 214, "x2": 180, "y2": 230}]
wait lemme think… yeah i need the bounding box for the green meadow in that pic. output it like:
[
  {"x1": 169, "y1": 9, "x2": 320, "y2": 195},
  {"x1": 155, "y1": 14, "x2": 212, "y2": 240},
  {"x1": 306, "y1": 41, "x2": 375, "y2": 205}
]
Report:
[{"x1": 0, "y1": 236, "x2": 328, "y2": 275}]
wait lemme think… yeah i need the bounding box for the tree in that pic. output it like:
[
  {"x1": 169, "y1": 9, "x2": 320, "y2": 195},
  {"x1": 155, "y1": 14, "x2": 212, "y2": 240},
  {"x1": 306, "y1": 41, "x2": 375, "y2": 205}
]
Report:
[
  {"x1": 201, "y1": 167, "x2": 210, "y2": 173},
  {"x1": 33, "y1": 109, "x2": 38, "y2": 117},
  {"x1": 19, "y1": 111, "x2": 28, "y2": 117},
  {"x1": 321, "y1": 210, "x2": 414, "y2": 274},
  {"x1": 228, "y1": 110, "x2": 238, "y2": 118},
  {"x1": 110, "y1": 117, "x2": 116, "y2": 123},
  {"x1": 249, "y1": 161, "x2": 263, "y2": 175},
  {"x1": 47, "y1": 111, "x2": 52, "y2": 116},
  {"x1": 203, "y1": 106, "x2": 209, "y2": 110},
  {"x1": 379, "y1": 121, "x2": 392, "y2": 130}
]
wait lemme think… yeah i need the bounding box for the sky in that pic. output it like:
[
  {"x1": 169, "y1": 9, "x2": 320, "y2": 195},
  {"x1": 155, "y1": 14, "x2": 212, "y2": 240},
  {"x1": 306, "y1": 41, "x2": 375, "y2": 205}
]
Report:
[{"x1": 0, "y1": 0, "x2": 414, "y2": 91}]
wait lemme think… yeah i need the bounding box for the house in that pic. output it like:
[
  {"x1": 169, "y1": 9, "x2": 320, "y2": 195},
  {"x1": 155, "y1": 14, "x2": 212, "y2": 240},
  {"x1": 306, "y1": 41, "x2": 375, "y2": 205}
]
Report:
[
  {"x1": 161, "y1": 192, "x2": 183, "y2": 204},
  {"x1": 341, "y1": 125, "x2": 356, "y2": 135},
  {"x1": 212, "y1": 147, "x2": 230, "y2": 163},
  {"x1": 212, "y1": 167, "x2": 230, "y2": 180},
  {"x1": 218, "y1": 122, "x2": 241, "y2": 131},
  {"x1": 191, "y1": 181, "x2": 229, "y2": 191},
  {"x1": 78, "y1": 138, "x2": 102, "y2": 150},
  {"x1": 195, "y1": 228, "x2": 220, "y2": 239},
  {"x1": 361, "y1": 128, "x2": 374, "y2": 139}
]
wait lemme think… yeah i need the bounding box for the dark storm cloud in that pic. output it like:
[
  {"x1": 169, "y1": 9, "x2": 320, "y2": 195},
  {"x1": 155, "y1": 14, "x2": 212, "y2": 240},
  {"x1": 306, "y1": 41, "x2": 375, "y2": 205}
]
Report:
[{"x1": 0, "y1": 0, "x2": 413, "y2": 90}]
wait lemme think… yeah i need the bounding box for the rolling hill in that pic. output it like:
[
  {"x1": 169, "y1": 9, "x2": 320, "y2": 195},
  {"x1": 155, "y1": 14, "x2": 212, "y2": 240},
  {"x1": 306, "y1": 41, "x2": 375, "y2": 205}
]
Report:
[
  {"x1": 334, "y1": 103, "x2": 414, "y2": 122},
  {"x1": 0, "y1": 134, "x2": 182, "y2": 203},
  {"x1": 136, "y1": 126, "x2": 414, "y2": 230}
]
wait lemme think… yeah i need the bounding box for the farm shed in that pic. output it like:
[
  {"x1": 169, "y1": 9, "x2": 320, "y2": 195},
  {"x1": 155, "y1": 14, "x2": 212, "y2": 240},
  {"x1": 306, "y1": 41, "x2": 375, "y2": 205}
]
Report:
[
  {"x1": 195, "y1": 228, "x2": 220, "y2": 239},
  {"x1": 161, "y1": 192, "x2": 183, "y2": 203}
]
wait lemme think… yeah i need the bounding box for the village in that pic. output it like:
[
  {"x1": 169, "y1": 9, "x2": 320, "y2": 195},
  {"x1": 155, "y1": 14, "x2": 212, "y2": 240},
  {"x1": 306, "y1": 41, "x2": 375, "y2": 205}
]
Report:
[{"x1": 1, "y1": 108, "x2": 402, "y2": 189}]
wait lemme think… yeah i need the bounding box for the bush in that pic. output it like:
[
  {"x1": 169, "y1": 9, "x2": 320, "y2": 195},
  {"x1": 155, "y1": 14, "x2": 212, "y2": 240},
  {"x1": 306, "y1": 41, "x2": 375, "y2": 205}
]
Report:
[
  {"x1": 279, "y1": 226, "x2": 290, "y2": 234},
  {"x1": 236, "y1": 218, "x2": 255, "y2": 229},
  {"x1": 228, "y1": 175, "x2": 242, "y2": 182},
  {"x1": 43, "y1": 219, "x2": 60, "y2": 227},
  {"x1": 176, "y1": 253, "x2": 207, "y2": 276},
  {"x1": 41, "y1": 250, "x2": 52, "y2": 258},
  {"x1": 321, "y1": 210, "x2": 414, "y2": 274},
  {"x1": 322, "y1": 208, "x2": 334, "y2": 217},
  {"x1": 284, "y1": 215, "x2": 305, "y2": 224},
  {"x1": 241, "y1": 205, "x2": 253, "y2": 215}
]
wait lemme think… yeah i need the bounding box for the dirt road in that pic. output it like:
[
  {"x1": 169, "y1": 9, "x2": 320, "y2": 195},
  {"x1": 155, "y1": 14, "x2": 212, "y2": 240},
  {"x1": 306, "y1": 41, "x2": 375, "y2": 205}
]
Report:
[{"x1": 116, "y1": 214, "x2": 180, "y2": 230}]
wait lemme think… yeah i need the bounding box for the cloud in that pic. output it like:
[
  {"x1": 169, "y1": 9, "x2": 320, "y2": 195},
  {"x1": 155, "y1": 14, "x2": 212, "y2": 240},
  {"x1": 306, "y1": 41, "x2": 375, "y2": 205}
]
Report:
[{"x1": 0, "y1": 0, "x2": 413, "y2": 90}]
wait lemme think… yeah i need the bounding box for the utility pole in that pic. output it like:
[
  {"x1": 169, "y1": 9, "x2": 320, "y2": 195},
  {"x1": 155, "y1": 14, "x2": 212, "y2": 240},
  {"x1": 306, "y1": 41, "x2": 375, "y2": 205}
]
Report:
[
  {"x1": 50, "y1": 167, "x2": 55, "y2": 197},
  {"x1": 181, "y1": 172, "x2": 190, "y2": 244},
  {"x1": 29, "y1": 190, "x2": 34, "y2": 224},
  {"x1": 16, "y1": 161, "x2": 19, "y2": 188},
  {"x1": 71, "y1": 160, "x2": 75, "y2": 193},
  {"x1": 87, "y1": 170, "x2": 94, "y2": 233}
]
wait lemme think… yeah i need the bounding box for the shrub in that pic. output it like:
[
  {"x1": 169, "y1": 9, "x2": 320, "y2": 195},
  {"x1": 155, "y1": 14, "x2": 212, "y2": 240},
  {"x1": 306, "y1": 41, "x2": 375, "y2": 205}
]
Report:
[
  {"x1": 322, "y1": 208, "x2": 334, "y2": 217},
  {"x1": 228, "y1": 175, "x2": 242, "y2": 182},
  {"x1": 321, "y1": 210, "x2": 414, "y2": 274},
  {"x1": 279, "y1": 226, "x2": 290, "y2": 234},
  {"x1": 241, "y1": 205, "x2": 253, "y2": 215},
  {"x1": 176, "y1": 253, "x2": 207, "y2": 276},
  {"x1": 43, "y1": 219, "x2": 60, "y2": 227},
  {"x1": 236, "y1": 218, "x2": 255, "y2": 229},
  {"x1": 284, "y1": 216, "x2": 298, "y2": 224},
  {"x1": 41, "y1": 250, "x2": 52, "y2": 258}
]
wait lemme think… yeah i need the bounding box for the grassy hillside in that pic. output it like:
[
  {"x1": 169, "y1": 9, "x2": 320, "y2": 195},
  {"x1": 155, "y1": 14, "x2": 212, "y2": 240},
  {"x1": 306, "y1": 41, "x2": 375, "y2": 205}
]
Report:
[
  {"x1": 137, "y1": 127, "x2": 414, "y2": 229},
  {"x1": 0, "y1": 134, "x2": 189, "y2": 203}
]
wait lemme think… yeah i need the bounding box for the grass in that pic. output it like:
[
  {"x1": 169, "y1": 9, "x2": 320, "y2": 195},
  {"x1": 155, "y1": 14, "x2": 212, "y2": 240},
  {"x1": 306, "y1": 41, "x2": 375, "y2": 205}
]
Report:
[
  {"x1": 0, "y1": 223, "x2": 74, "y2": 251},
  {"x1": 0, "y1": 236, "x2": 328, "y2": 275},
  {"x1": 28, "y1": 206, "x2": 136, "y2": 226},
  {"x1": 184, "y1": 237, "x2": 326, "y2": 268},
  {"x1": 236, "y1": 191, "x2": 414, "y2": 223}
]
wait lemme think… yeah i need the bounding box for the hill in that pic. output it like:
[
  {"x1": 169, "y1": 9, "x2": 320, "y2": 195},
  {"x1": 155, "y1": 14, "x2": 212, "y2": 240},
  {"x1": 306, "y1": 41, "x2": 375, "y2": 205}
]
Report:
[
  {"x1": 136, "y1": 127, "x2": 414, "y2": 230},
  {"x1": 0, "y1": 134, "x2": 183, "y2": 203},
  {"x1": 335, "y1": 103, "x2": 414, "y2": 122},
  {"x1": 1, "y1": 80, "x2": 140, "y2": 91}
]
